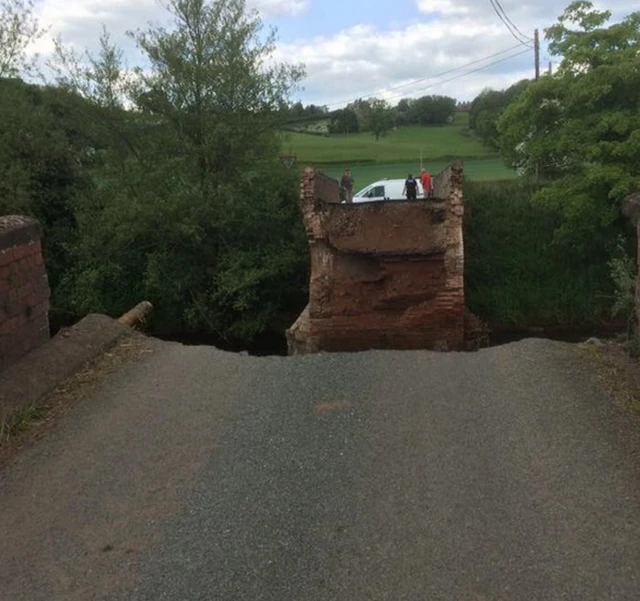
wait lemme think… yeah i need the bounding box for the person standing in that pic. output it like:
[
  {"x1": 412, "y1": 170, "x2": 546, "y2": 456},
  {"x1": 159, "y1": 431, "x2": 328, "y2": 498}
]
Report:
[
  {"x1": 403, "y1": 173, "x2": 418, "y2": 201},
  {"x1": 340, "y1": 168, "x2": 354, "y2": 203},
  {"x1": 420, "y1": 168, "x2": 432, "y2": 199}
]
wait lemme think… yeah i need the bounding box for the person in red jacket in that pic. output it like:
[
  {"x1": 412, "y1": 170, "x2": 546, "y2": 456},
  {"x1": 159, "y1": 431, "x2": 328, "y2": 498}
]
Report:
[{"x1": 420, "y1": 168, "x2": 432, "y2": 199}]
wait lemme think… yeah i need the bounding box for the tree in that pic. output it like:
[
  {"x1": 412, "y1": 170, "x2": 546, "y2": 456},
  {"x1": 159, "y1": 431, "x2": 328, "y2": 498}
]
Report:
[
  {"x1": 469, "y1": 80, "x2": 529, "y2": 149},
  {"x1": 50, "y1": 26, "x2": 127, "y2": 111},
  {"x1": 0, "y1": 0, "x2": 44, "y2": 78},
  {"x1": 328, "y1": 107, "x2": 359, "y2": 134},
  {"x1": 498, "y1": 1, "x2": 640, "y2": 255},
  {"x1": 59, "y1": 0, "x2": 308, "y2": 342},
  {"x1": 369, "y1": 98, "x2": 393, "y2": 140},
  {"x1": 346, "y1": 98, "x2": 372, "y2": 132},
  {"x1": 130, "y1": 0, "x2": 303, "y2": 186},
  {"x1": 407, "y1": 95, "x2": 456, "y2": 126},
  {"x1": 394, "y1": 98, "x2": 413, "y2": 127}
]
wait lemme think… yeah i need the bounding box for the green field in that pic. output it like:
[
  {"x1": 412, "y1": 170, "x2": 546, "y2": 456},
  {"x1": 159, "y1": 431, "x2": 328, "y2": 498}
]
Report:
[
  {"x1": 280, "y1": 114, "x2": 516, "y2": 187},
  {"x1": 322, "y1": 158, "x2": 516, "y2": 191},
  {"x1": 280, "y1": 125, "x2": 491, "y2": 164}
]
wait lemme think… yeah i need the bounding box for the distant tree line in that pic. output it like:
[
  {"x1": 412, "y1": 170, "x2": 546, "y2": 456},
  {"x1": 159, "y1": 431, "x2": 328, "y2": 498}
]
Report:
[
  {"x1": 329, "y1": 95, "x2": 457, "y2": 136},
  {"x1": 282, "y1": 94, "x2": 458, "y2": 139}
]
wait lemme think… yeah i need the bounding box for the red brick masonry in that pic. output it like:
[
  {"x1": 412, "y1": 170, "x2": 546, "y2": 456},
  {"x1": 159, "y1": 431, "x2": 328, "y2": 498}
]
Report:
[
  {"x1": 0, "y1": 216, "x2": 50, "y2": 372},
  {"x1": 287, "y1": 164, "x2": 465, "y2": 354}
]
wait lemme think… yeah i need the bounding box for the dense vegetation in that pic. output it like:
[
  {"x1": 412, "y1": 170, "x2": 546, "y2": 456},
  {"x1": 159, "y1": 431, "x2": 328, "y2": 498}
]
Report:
[
  {"x1": 0, "y1": 0, "x2": 309, "y2": 345},
  {"x1": 464, "y1": 179, "x2": 632, "y2": 327},
  {"x1": 466, "y1": 0, "x2": 640, "y2": 330},
  {"x1": 0, "y1": 0, "x2": 638, "y2": 348}
]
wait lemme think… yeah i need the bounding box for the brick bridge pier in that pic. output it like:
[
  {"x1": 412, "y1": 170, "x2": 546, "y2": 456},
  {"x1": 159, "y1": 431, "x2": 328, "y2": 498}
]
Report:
[{"x1": 287, "y1": 163, "x2": 466, "y2": 354}]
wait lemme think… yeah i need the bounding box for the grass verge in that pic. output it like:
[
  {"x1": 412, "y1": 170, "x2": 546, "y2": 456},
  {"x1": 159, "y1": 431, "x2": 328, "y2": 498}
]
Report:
[
  {"x1": 0, "y1": 404, "x2": 47, "y2": 444},
  {"x1": 0, "y1": 333, "x2": 153, "y2": 467}
]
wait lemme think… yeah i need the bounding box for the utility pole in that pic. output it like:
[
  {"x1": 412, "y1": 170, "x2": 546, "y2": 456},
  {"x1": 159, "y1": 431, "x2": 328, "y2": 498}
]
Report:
[
  {"x1": 534, "y1": 29, "x2": 540, "y2": 80},
  {"x1": 548, "y1": 61, "x2": 552, "y2": 76}
]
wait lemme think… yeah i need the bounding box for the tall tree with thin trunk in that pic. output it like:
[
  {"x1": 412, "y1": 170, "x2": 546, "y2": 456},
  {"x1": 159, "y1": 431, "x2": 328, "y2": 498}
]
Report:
[
  {"x1": 130, "y1": 0, "x2": 304, "y2": 189},
  {"x1": 0, "y1": 0, "x2": 44, "y2": 78}
]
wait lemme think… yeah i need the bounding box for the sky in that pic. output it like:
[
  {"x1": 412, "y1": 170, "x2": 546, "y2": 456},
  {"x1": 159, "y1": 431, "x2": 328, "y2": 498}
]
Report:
[{"x1": 30, "y1": 0, "x2": 632, "y2": 107}]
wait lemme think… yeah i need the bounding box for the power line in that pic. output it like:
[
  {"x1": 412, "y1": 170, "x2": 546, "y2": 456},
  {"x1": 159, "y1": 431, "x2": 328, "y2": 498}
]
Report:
[
  {"x1": 489, "y1": 0, "x2": 529, "y2": 46},
  {"x1": 323, "y1": 43, "x2": 526, "y2": 110},
  {"x1": 281, "y1": 47, "x2": 532, "y2": 127},
  {"x1": 382, "y1": 47, "x2": 531, "y2": 103},
  {"x1": 493, "y1": 0, "x2": 533, "y2": 42},
  {"x1": 488, "y1": 0, "x2": 532, "y2": 47}
]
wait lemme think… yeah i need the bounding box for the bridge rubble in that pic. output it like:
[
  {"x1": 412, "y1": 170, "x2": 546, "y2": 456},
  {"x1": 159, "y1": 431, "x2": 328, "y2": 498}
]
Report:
[{"x1": 287, "y1": 163, "x2": 467, "y2": 354}]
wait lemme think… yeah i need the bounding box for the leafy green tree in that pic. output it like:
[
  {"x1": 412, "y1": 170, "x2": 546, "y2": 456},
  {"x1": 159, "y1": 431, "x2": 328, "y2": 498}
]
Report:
[
  {"x1": 394, "y1": 98, "x2": 413, "y2": 127},
  {"x1": 0, "y1": 0, "x2": 44, "y2": 78},
  {"x1": 328, "y1": 107, "x2": 359, "y2": 134},
  {"x1": 346, "y1": 98, "x2": 372, "y2": 131},
  {"x1": 498, "y1": 1, "x2": 640, "y2": 257},
  {"x1": 130, "y1": 0, "x2": 303, "y2": 188},
  {"x1": 369, "y1": 98, "x2": 393, "y2": 140},
  {"x1": 469, "y1": 80, "x2": 529, "y2": 149},
  {"x1": 51, "y1": 26, "x2": 127, "y2": 112},
  {"x1": 408, "y1": 95, "x2": 456, "y2": 126},
  {"x1": 58, "y1": 0, "x2": 308, "y2": 343}
]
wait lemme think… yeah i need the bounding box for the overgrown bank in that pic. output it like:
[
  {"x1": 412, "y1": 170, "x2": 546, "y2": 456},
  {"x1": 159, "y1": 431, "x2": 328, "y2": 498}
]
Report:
[{"x1": 464, "y1": 179, "x2": 633, "y2": 331}]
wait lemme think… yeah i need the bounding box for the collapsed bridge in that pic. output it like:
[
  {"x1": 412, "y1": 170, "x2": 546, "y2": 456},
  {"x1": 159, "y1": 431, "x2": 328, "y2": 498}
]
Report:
[{"x1": 287, "y1": 162, "x2": 467, "y2": 354}]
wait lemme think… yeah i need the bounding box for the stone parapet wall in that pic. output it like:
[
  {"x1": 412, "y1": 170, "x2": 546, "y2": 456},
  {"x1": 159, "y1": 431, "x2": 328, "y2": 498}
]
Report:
[
  {"x1": 288, "y1": 163, "x2": 465, "y2": 354},
  {"x1": 0, "y1": 215, "x2": 50, "y2": 372}
]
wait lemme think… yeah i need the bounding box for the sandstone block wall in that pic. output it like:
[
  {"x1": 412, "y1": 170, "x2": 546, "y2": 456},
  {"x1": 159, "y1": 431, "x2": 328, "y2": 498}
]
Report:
[
  {"x1": 0, "y1": 216, "x2": 50, "y2": 372},
  {"x1": 287, "y1": 163, "x2": 465, "y2": 354}
]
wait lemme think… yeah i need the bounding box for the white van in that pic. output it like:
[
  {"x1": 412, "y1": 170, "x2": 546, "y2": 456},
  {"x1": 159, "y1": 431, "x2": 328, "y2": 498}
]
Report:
[{"x1": 352, "y1": 178, "x2": 424, "y2": 202}]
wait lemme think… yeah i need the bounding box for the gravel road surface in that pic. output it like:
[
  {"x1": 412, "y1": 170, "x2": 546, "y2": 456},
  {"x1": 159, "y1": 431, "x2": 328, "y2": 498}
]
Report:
[{"x1": 1, "y1": 338, "x2": 639, "y2": 601}]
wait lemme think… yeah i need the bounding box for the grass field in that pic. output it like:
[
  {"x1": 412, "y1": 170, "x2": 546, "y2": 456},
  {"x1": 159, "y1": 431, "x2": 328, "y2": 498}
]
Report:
[
  {"x1": 322, "y1": 158, "x2": 516, "y2": 190},
  {"x1": 280, "y1": 113, "x2": 516, "y2": 186},
  {"x1": 280, "y1": 124, "x2": 491, "y2": 164}
]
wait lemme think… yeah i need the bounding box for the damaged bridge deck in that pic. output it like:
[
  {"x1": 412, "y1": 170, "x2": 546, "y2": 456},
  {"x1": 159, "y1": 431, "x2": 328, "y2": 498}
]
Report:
[{"x1": 287, "y1": 163, "x2": 466, "y2": 354}]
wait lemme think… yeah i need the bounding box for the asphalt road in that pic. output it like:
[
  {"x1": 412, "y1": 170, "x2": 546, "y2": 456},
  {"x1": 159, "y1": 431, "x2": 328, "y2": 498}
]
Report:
[{"x1": 1, "y1": 338, "x2": 639, "y2": 601}]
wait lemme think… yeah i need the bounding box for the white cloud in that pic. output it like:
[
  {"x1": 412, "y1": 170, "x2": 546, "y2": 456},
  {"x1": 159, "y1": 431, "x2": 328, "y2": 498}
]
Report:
[
  {"x1": 27, "y1": 0, "x2": 312, "y2": 82},
  {"x1": 30, "y1": 0, "x2": 310, "y2": 56},
  {"x1": 251, "y1": 0, "x2": 310, "y2": 17},
  {"x1": 25, "y1": 0, "x2": 633, "y2": 105},
  {"x1": 279, "y1": 0, "x2": 631, "y2": 105},
  {"x1": 416, "y1": 0, "x2": 470, "y2": 16},
  {"x1": 32, "y1": 0, "x2": 161, "y2": 57}
]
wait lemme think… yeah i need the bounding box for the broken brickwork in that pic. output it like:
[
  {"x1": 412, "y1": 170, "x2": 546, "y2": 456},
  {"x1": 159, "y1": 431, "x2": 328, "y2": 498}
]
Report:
[{"x1": 287, "y1": 163, "x2": 465, "y2": 354}]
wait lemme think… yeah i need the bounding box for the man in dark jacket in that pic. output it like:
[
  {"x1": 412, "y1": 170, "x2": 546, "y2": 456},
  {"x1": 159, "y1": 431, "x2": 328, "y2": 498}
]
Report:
[
  {"x1": 403, "y1": 173, "x2": 418, "y2": 201},
  {"x1": 340, "y1": 168, "x2": 354, "y2": 202}
]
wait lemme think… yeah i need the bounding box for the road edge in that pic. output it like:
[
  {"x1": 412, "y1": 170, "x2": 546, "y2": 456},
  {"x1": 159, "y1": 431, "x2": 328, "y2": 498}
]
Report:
[{"x1": 0, "y1": 314, "x2": 131, "y2": 419}]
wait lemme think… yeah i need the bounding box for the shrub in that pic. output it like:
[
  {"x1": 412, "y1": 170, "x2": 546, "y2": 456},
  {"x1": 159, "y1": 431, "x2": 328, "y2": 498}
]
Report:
[{"x1": 464, "y1": 178, "x2": 631, "y2": 327}]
